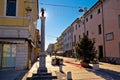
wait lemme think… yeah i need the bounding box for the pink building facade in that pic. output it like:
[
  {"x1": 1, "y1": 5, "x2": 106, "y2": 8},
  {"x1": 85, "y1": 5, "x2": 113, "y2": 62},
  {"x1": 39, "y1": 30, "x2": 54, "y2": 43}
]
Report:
[{"x1": 72, "y1": 0, "x2": 120, "y2": 64}]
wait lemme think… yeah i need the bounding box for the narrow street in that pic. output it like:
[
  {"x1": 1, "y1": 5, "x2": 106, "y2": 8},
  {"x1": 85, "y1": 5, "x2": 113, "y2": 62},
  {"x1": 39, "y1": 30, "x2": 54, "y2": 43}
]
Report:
[{"x1": 23, "y1": 55, "x2": 120, "y2": 80}]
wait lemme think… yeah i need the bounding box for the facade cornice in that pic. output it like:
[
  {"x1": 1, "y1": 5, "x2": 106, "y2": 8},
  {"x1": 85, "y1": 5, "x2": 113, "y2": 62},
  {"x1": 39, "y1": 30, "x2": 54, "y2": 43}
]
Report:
[
  {"x1": 71, "y1": 18, "x2": 79, "y2": 26},
  {"x1": 0, "y1": 16, "x2": 27, "y2": 19},
  {"x1": 83, "y1": 1, "x2": 102, "y2": 17}
]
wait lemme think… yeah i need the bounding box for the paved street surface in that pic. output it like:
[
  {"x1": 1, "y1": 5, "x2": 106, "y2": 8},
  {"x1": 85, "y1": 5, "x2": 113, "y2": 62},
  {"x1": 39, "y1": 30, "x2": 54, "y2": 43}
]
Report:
[
  {"x1": 23, "y1": 55, "x2": 120, "y2": 80},
  {"x1": 0, "y1": 55, "x2": 120, "y2": 80}
]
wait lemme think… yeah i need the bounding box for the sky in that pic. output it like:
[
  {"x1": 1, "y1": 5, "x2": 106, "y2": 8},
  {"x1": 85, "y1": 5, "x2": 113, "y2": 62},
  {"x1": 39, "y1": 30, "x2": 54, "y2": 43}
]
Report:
[{"x1": 37, "y1": 0, "x2": 98, "y2": 50}]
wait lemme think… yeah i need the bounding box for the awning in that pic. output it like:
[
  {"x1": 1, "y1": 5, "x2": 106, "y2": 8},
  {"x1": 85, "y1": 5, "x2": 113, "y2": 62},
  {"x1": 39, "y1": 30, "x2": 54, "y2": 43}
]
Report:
[{"x1": 31, "y1": 42, "x2": 35, "y2": 48}]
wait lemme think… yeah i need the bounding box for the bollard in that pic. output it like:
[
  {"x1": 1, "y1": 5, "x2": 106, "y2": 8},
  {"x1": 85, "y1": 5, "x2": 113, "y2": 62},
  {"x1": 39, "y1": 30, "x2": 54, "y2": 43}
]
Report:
[
  {"x1": 93, "y1": 64, "x2": 99, "y2": 70},
  {"x1": 67, "y1": 71, "x2": 72, "y2": 80},
  {"x1": 59, "y1": 65, "x2": 62, "y2": 72}
]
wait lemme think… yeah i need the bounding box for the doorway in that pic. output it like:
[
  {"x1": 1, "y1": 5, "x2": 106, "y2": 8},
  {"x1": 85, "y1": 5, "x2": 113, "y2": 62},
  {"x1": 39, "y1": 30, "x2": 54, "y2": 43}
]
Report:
[
  {"x1": 98, "y1": 45, "x2": 103, "y2": 60},
  {"x1": 2, "y1": 44, "x2": 16, "y2": 68}
]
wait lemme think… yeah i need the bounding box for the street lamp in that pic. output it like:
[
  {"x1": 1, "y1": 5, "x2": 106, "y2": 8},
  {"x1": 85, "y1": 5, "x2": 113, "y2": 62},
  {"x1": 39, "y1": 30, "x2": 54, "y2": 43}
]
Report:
[
  {"x1": 79, "y1": 7, "x2": 88, "y2": 13},
  {"x1": 79, "y1": 9, "x2": 84, "y2": 12},
  {"x1": 78, "y1": 7, "x2": 88, "y2": 35}
]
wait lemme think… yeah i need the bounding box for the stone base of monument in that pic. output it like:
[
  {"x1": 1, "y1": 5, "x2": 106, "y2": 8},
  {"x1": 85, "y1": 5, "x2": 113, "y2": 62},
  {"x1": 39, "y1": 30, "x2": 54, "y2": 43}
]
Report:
[
  {"x1": 27, "y1": 72, "x2": 57, "y2": 80},
  {"x1": 37, "y1": 67, "x2": 48, "y2": 73}
]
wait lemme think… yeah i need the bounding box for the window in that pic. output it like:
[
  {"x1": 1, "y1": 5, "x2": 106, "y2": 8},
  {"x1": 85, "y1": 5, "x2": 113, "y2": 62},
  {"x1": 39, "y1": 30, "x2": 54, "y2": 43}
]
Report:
[
  {"x1": 79, "y1": 24, "x2": 80, "y2": 27},
  {"x1": 90, "y1": 14, "x2": 93, "y2": 19},
  {"x1": 87, "y1": 31, "x2": 89, "y2": 36},
  {"x1": 86, "y1": 18, "x2": 88, "y2": 22},
  {"x1": 106, "y1": 32, "x2": 114, "y2": 41},
  {"x1": 98, "y1": 24, "x2": 102, "y2": 34},
  {"x1": 98, "y1": 8, "x2": 100, "y2": 14},
  {"x1": 74, "y1": 35, "x2": 76, "y2": 44},
  {"x1": 76, "y1": 25, "x2": 77, "y2": 30},
  {"x1": 118, "y1": 15, "x2": 120, "y2": 28},
  {"x1": 6, "y1": 0, "x2": 16, "y2": 16},
  {"x1": 118, "y1": 42, "x2": 120, "y2": 57},
  {"x1": 79, "y1": 35, "x2": 80, "y2": 40}
]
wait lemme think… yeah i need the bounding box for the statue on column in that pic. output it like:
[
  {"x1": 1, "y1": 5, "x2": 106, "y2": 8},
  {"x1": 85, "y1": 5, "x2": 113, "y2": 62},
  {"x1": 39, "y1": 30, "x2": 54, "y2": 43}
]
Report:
[{"x1": 41, "y1": 8, "x2": 45, "y2": 17}]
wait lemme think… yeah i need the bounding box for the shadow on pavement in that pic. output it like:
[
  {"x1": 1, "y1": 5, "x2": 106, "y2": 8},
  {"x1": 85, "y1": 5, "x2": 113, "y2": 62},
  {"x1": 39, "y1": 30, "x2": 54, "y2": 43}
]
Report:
[
  {"x1": 26, "y1": 72, "x2": 57, "y2": 80},
  {"x1": 52, "y1": 64, "x2": 66, "y2": 66},
  {"x1": 54, "y1": 71, "x2": 66, "y2": 80},
  {"x1": 0, "y1": 69, "x2": 28, "y2": 80},
  {"x1": 86, "y1": 67, "x2": 120, "y2": 80}
]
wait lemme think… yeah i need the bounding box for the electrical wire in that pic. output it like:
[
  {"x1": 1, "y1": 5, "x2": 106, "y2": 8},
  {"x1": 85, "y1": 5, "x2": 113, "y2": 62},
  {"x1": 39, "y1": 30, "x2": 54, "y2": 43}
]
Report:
[
  {"x1": 40, "y1": 3, "x2": 81, "y2": 9},
  {"x1": 47, "y1": 35, "x2": 58, "y2": 39}
]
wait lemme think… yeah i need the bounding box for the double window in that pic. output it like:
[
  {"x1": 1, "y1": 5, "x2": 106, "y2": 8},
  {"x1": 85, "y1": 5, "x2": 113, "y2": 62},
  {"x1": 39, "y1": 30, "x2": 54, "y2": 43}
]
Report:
[{"x1": 6, "y1": 0, "x2": 17, "y2": 16}]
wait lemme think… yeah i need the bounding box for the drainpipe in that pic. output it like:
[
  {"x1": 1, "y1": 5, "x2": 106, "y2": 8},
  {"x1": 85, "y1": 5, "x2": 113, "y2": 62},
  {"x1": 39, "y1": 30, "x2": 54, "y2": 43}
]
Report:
[{"x1": 101, "y1": 1, "x2": 106, "y2": 57}]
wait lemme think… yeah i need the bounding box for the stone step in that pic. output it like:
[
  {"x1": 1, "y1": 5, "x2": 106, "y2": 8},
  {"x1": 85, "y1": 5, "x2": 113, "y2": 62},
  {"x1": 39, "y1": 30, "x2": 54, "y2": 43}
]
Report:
[
  {"x1": 27, "y1": 75, "x2": 57, "y2": 80},
  {"x1": 27, "y1": 72, "x2": 57, "y2": 80},
  {"x1": 33, "y1": 72, "x2": 52, "y2": 76}
]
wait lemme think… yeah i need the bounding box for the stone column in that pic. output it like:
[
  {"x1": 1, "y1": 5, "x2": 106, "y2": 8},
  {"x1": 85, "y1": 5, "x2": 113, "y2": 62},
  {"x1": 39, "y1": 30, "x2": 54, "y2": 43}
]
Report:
[{"x1": 38, "y1": 9, "x2": 47, "y2": 72}]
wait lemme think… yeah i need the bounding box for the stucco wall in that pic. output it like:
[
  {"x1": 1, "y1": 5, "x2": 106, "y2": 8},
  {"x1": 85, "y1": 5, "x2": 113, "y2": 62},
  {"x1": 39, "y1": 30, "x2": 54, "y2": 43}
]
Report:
[
  {"x1": 15, "y1": 41, "x2": 28, "y2": 70},
  {"x1": 103, "y1": 0, "x2": 120, "y2": 57},
  {"x1": 0, "y1": 26, "x2": 29, "y2": 38}
]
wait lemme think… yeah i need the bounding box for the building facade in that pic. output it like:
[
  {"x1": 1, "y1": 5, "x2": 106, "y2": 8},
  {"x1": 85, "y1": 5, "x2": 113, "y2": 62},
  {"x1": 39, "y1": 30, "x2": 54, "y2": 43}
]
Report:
[
  {"x1": 62, "y1": 26, "x2": 73, "y2": 57},
  {"x1": 47, "y1": 44, "x2": 54, "y2": 55},
  {"x1": 57, "y1": 35, "x2": 64, "y2": 56},
  {"x1": 72, "y1": 0, "x2": 120, "y2": 64},
  {"x1": 0, "y1": 0, "x2": 39, "y2": 69},
  {"x1": 54, "y1": 42, "x2": 58, "y2": 52},
  {"x1": 35, "y1": 29, "x2": 40, "y2": 57}
]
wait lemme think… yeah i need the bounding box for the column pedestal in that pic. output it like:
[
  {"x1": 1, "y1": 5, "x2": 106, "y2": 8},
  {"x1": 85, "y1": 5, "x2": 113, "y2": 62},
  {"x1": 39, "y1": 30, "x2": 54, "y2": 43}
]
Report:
[{"x1": 38, "y1": 52, "x2": 47, "y2": 73}]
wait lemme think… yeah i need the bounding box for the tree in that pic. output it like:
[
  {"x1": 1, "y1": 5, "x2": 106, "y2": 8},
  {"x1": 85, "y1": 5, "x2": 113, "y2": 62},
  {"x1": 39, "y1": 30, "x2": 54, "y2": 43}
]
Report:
[{"x1": 75, "y1": 34, "x2": 96, "y2": 63}]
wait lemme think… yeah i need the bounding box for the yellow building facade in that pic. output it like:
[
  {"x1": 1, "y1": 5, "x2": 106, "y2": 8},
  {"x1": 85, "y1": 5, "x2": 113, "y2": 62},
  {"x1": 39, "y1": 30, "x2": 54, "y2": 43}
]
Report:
[
  {"x1": 0, "y1": 0, "x2": 39, "y2": 70},
  {"x1": 54, "y1": 42, "x2": 58, "y2": 52},
  {"x1": 35, "y1": 29, "x2": 40, "y2": 57}
]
